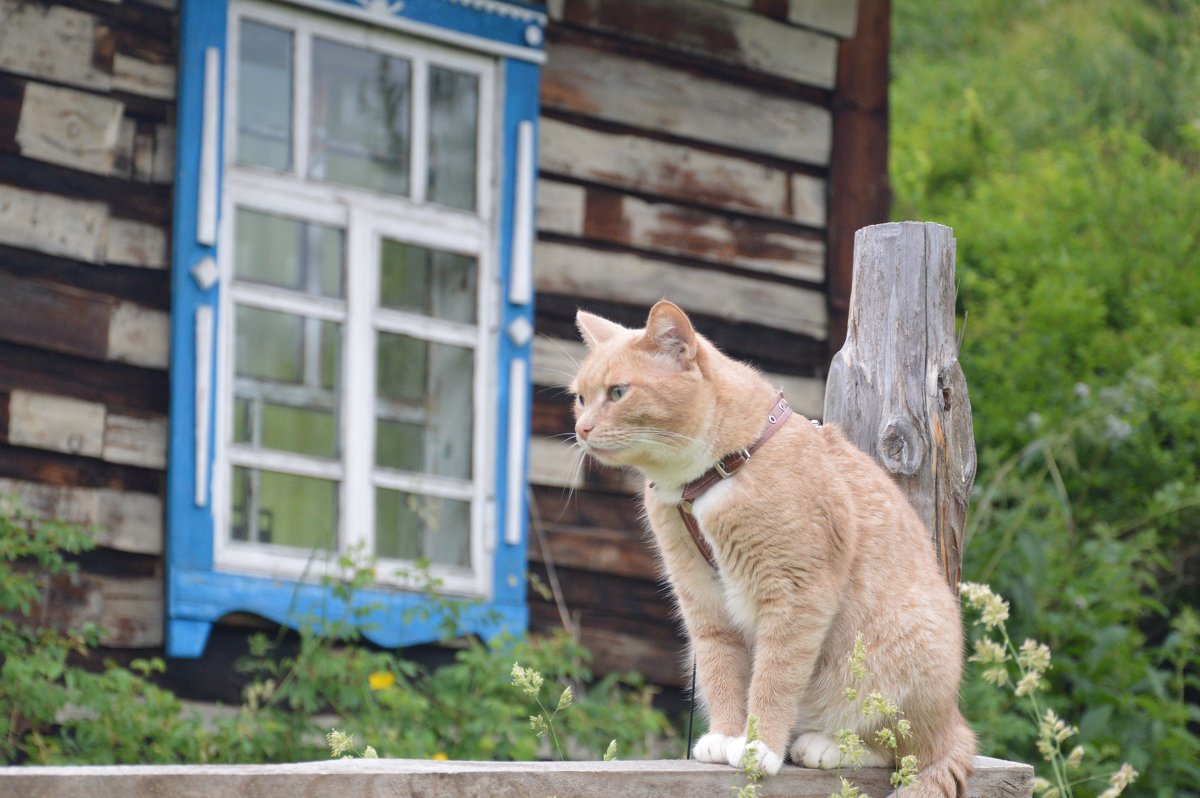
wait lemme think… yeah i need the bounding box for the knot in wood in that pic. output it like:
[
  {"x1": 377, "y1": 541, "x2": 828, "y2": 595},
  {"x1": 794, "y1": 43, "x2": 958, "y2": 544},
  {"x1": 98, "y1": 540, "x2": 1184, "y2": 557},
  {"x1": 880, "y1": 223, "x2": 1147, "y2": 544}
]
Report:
[{"x1": 878, "y1": 417, "x2": 924, "y2": 476}]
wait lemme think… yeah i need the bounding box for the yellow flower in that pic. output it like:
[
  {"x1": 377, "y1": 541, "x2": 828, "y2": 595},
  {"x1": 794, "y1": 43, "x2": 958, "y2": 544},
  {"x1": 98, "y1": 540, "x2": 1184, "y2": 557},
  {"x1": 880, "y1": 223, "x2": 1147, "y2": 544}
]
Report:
[
  {"x1": 432, "y1": 752, "x2": 449, "y2": 761},
  {"x1": 368, "y1": 670, "x2": 396, "y2": 691}
]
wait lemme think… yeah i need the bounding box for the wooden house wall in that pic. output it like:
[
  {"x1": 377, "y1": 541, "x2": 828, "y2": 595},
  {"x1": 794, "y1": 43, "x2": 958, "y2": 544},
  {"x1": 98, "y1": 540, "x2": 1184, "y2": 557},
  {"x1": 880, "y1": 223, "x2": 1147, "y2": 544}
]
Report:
[
  {"x1": 0, "y1": 0, "x2": 889, "y2": 687},
  {"x1": 526, "y1": 0, "x2": 881, "y2": 686},
  {"x1": 0, "y1": 0, "x2": 176, "y2": 648}
]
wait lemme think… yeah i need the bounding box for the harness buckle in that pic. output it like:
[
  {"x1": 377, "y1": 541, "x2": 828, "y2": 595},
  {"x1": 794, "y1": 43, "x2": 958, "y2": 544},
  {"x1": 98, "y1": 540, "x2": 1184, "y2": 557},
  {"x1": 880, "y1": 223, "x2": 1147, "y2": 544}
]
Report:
[{"x1": 715, "y1": 449, "x2": 751, "y2": 479}]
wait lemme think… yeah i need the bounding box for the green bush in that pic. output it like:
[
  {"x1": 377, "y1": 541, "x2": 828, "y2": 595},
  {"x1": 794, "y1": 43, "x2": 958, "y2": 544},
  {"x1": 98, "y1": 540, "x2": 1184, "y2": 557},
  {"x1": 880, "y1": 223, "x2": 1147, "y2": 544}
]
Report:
[
  {"x1": 893, "y1": 2, "x2": 1200, "y2": 794},
  {"x1": 0, "y1": 505, "x2": 673, "y2": 765}
]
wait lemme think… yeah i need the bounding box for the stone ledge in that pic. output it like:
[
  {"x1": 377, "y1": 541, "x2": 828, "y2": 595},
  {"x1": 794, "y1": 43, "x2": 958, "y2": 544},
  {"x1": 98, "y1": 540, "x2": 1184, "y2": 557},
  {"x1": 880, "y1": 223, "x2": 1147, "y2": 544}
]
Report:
[{"x1": 0, "y1": 755, "x2": 1032, "y2": 798}]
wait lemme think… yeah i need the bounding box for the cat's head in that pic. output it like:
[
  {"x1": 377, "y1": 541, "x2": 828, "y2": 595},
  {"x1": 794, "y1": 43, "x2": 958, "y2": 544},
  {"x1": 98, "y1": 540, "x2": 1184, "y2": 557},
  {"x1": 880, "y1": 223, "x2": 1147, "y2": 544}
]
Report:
[{"x1": 570, "y1": 301, "x2": 715, "y2": 475}]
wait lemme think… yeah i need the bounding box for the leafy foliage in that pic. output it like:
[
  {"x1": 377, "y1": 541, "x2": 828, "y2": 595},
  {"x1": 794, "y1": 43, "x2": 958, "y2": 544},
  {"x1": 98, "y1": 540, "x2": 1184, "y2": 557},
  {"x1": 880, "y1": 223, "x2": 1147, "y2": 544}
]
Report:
[
  {"x1": 0, "y1": 505, "x2": 672, "y2": 765},
  {"x1": 893, "y1": 3, "x2": 1200, "y2": 794}
]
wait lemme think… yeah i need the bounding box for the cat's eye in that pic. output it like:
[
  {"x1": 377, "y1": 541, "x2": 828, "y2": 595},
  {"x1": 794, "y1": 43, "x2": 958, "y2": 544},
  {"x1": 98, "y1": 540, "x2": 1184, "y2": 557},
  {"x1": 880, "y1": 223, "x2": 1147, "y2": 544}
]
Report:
[
  {"x1": 575, "y1": 394, "x2": 585, "y2": 407},
  {"x1": 608, "y1": 384, "x2": 628, "y2": 402}
]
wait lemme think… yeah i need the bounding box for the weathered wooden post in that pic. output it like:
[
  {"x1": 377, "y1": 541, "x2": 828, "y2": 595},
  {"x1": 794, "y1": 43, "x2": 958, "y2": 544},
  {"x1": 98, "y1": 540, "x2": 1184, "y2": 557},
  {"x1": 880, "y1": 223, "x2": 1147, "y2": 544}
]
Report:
[{"x1": 823, "y1": 222, "x2": 976, "y2": 590}]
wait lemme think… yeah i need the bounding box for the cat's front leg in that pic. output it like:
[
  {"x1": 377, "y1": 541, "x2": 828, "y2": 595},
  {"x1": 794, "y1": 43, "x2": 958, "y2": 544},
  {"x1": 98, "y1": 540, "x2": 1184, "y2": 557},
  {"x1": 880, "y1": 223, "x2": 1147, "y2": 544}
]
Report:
[
  {"x1": 729, "y1": 607, "x2": 833, "y2": 774},
  {"x1": 688, "y1": 623, "x2": 752, "y2": 763}
]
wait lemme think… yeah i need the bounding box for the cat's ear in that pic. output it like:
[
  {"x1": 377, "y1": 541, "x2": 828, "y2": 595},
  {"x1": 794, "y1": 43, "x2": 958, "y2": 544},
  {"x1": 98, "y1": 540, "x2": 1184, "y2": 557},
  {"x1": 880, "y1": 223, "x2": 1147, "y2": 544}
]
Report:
[
  {"x1": 576, "y1": 310, "x2": 626, "y2": 351},
  {"x1": 639, "y1": 300, "x2": 697, "y2": 365}
]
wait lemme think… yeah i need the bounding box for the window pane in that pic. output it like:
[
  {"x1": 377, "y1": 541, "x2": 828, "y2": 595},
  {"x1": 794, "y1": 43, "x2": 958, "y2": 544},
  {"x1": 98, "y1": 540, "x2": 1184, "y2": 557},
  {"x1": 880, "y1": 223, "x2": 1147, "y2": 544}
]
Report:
[
  {"x1": 310, "y1": 37, "x2": 410, "y2": 196},
  {"x1": 234, "y1": 209, "x2": 345, "y2": 298},
  {"x1": 231, "y1": 466, "x2": 337, "y2": 551},
  {"x1": 376, "y1": 333, "x2": 473, "y2": 479},
  {"x1": 375, "y1": 488, "x2": 470, "y2": 568},
  {"x1": 379, "y1": 239, "x2": 476, "y2": 324},
  {"x1": 427, "y1": 66, "x2": 479, "y2": 211},
  {"x1": 238, "y1": 20, "x2": 293, "y2": 171},
  {"x1": 235, "y1": 307, "x2": 341, "y2": 458}
]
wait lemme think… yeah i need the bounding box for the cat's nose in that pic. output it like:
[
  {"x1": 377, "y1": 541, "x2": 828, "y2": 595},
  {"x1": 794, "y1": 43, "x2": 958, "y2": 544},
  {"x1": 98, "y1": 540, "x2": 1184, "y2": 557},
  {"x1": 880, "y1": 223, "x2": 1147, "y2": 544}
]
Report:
[{"x1": 575, "y1": 420, "x2": 593, "y2": 441}]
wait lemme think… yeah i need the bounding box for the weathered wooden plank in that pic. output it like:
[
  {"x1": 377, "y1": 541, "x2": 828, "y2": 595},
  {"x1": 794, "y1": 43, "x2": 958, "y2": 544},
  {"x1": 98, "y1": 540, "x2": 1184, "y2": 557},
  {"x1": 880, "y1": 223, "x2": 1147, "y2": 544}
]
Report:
[
  {"x1": 7, "y1": 389, "x2": 106, "y2": 459},
  {"x1": 0, "y1": 243, "x2": 170, "y2": 310},
  {"x1": 824, "y1": 223, "x2": 975, "y2": 589},
  {"x1": 151, "y1": 123, "x2": 175, "y2": 183},
  {"x1": 0, "y1": 756, "x2": 1035, "y2": 798},
  {"x1": 537, "y1": 293, "x2": 829, "y2": 375},
  {"x1": 104, "y1": 218, "x2": 168, "y2": 268},
  {"x1": 538, "y1": 180, "x2": 825, "y2": 277},
  {"x1": 103, "y1": 413, "x2": 167, "y2": 469},
  {"x1": 549, "y1": 0, "x2": 838, "y2": 88},
  {"x1": 528, "y1": 435, "x2": 640, "y2": 493},
  {"x1": 41, "y1": 571, "x2": 163, "y2": 647},
  {"x1": 530, "y1": 603, "x2": 686, "y2": 687},
  {"x1": 532, "y1": 336, "x2": 826, "y2": 418},
  {"x1": 0, "y1": 184, "x2": 109, "y2": 262},
  {"x1": 15, "y1": 82, "x2": 125, "y2": 176},
  {"x1": 539, "y1": 118, "x2": 824, "y2": 224},
  {"x1": 528, "y1": 563, "x2": 675, "y2": 624},
  {"x1": 0, "y1": 1, "x2": 113, "y2": 92},
  {"x1": 0, "y1": 444, "x2": 164, "y2": 495},
  {"x1": 112, "y1": 54, "x2": 176, "y2": 101},
  {"x1": 535, "y1": 241, "x2": 828, "y2": 339},
  {"x1": 707, "y1": 0, "x2": 859, "y2": 38},
  {"x1": 0, "y1": 340, "x2": 168, "y2": 415},
  {"x1": 0, "y1": 273, "x2": 172, "y2": 368},
  {"x1": 530, "y1": 524, "x2": 657, "y2": 581},
  {"x1": 0, "y1": 477, "x2": 162, "y2": 555},
  {"x1": 106, "y1": 302, "x2": 170, "y2": 369},
  {"x1": 536, "y1": 179, "x2": 586, "y2": 236},
  {"x1": 542, "y1": 40, "x2": 831, "y2": 165}
]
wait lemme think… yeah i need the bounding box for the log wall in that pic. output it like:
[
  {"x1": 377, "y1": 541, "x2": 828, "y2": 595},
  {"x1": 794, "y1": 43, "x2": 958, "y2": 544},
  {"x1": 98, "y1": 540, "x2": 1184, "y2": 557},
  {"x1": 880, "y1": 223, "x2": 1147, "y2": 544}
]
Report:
[
  {"x1": 528, "y1": 0, "x2": 881, "y2": 686},
  {"x1": 0, "y1": 0, "x2": 890, "y2": 687},
  {"x1": 0, "y1": 0, "x2": 175, "y2": 648}
]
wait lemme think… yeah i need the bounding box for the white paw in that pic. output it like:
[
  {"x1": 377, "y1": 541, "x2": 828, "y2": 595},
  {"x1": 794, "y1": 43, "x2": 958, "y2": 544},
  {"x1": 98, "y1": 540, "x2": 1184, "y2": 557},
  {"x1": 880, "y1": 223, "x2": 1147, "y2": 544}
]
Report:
[
  {"x1": 790, "y1": 732, "x2": 891, "y2": 769},
  {"x1": 724, "y1": 736, "x2": 784, "y2": 775},
  {"x1": 693, "y1": 732, "x2": 734, "y2": 764},
  {"x1": 790, "y1": 732, "x2": 844, "y2": 769}
]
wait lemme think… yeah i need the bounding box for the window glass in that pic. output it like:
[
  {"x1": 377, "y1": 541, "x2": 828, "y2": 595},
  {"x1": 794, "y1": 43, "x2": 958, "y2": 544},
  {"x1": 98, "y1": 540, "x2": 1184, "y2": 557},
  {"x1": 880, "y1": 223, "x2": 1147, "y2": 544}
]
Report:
[
  {"x1": 310, "y1": 37, "x2": 411, "y2": 196},
  {"x1": 238, "y1": 20, "x2": 293, "y2": 170},
  {"x1": 379, "y1": 239, "x2": 476, "y2": 324},
  {"x1": 376, "y1": 333, "x2": 473, "y2": 479},
  {"x1": 427, "y1": 66, "x2": 479, "y2": 211},
  {"x1": 375, "y1": 488, "x2": 471, "y2": 567},
  {"x1": 232, "y1": 466, "x2": 338, "y2": 550},
  {"x1": 235, "y1": 209, "x2": 344, "y2": 298},
  {"x1": 234, "y1": 307, "x2": 341, "y2": 457}
]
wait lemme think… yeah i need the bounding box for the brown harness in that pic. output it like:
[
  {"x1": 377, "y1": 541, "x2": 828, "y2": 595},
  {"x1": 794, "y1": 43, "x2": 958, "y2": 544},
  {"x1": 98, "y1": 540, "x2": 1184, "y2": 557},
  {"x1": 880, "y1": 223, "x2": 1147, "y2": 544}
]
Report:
[{"x1": 674, "y1": 393, "x2": 793, "y2": 570}]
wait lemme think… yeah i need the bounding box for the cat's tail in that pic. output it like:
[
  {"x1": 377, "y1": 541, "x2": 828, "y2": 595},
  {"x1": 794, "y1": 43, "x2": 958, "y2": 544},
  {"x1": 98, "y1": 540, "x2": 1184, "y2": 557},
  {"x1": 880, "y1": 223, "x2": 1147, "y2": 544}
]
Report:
[{"x1": 889, "y1": 709, "x2": 975, "y2": 798}]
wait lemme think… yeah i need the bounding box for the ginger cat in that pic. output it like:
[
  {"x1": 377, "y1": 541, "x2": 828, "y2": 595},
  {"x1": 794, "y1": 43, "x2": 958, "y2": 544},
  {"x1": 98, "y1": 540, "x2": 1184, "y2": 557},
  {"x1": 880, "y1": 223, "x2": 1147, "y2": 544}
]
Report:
[{"x1": 571, "y1": 301, "x2": 975, "y2": 797}]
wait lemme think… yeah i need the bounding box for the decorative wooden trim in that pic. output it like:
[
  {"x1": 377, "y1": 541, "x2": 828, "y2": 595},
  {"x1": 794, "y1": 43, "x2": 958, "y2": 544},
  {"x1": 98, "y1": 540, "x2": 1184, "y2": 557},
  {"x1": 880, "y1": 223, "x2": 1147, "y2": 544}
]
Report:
[
  {"x1": 194, "y1": 305, "x2": 214, "y2": 506},
  {"x1": 827, "y1": 0, "x2": 890, "y2": 354},
  {"x1": 197, "y1": 47, "x2": 220, "y2": 247},
  {"x1": 505, "y1": 357, "x2": 529, "y2": 545},
  {"x1": 509, "y1": 120, "x2": 536, "y2": 305}
]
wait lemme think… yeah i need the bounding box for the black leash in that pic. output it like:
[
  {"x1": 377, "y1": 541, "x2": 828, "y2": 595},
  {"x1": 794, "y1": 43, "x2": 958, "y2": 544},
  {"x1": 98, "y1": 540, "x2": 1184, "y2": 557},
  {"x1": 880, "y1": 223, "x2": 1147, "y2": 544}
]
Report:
[{"x1": 686, "y1": 655, "x2": 697, "y2": 758}]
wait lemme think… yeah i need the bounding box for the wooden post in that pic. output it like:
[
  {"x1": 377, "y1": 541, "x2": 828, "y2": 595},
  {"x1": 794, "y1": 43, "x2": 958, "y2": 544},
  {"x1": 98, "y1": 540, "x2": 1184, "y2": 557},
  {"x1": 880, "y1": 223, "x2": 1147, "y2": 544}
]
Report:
[{"x1": 823, "y1": 222, "x2": 976, "y2": 590}]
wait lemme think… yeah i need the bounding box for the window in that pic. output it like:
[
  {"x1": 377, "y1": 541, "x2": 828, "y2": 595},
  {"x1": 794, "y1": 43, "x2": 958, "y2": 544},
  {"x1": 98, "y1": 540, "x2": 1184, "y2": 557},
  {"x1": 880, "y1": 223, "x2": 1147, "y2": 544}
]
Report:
[{"x1": 166, "y1": 0, "x2": 544, "y2": 657}]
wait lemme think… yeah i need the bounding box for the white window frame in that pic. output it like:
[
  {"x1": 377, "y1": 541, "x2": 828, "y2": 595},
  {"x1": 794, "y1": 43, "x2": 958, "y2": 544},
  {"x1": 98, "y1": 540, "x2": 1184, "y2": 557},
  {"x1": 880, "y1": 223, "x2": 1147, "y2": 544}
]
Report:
[{"x1": 211, "y1": 0, "x2": 501, "y2": 597}]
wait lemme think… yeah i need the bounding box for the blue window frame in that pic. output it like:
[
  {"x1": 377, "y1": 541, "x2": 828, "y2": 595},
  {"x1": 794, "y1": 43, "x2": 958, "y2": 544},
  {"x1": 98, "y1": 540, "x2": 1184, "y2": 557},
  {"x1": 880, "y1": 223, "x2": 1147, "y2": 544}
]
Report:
[{"x1": 166, "y1": 0, "x2": 543, "y2": 657}]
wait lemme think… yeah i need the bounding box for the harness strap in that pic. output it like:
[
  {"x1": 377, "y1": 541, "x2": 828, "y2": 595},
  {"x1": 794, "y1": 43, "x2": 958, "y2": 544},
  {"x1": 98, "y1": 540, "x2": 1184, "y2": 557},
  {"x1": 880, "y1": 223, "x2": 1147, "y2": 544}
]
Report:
[{"x1": 676, "y1": 393, "x2": 793, "y2": 571}]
